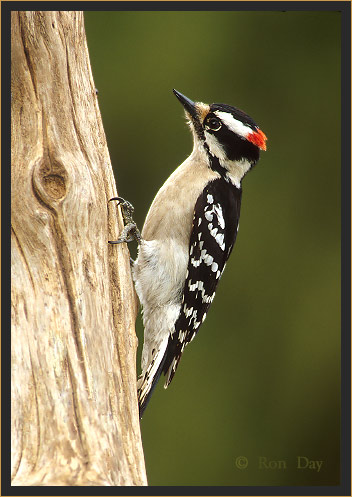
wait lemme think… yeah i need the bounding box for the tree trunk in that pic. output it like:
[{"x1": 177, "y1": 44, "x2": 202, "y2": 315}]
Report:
[{"x1": 11, "y1": 11, "x2": 147, "y2": 486}]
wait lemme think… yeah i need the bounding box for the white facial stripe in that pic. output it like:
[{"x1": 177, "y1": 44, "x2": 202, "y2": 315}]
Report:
[
  {"x1": 204, "y1": 131, "x2": 249, "y2": 186},
  {"x1": 204, "y1": 131, "x2": 227, "y2": 162},
  {"x1": 214, "y1": 111, "x2": 252, "y2": 139}
]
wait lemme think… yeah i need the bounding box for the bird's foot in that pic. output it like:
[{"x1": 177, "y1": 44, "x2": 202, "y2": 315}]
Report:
[{"x1": 108, "y1": 197, "x2": 142, "y2": 245}]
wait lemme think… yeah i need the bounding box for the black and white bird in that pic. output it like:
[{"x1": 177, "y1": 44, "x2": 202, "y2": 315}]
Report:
[{"x1": 111, "y1": 90, "x2": 267, "y2": 418}]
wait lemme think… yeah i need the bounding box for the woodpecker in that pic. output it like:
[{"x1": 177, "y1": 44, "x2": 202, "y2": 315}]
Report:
[{"x1": 110, "y1": 90, "x2": 267, "y2": 418}]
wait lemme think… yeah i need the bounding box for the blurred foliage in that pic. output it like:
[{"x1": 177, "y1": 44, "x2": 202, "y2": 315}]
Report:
[{"x1": 85, "y1": 10, "x2": 341, "y2": 486}]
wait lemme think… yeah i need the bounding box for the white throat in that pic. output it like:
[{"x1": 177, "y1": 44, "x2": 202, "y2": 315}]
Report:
[{"x1": 189, "y1": 126, "x2": 210, "y2": 166}]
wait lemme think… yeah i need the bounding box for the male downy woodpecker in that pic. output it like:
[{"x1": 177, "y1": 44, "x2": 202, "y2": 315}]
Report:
[{"x1": 111, "y1": 90, "x2": 267, "y2": 418}]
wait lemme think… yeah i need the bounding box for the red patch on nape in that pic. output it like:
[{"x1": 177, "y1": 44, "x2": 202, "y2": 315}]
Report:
[{"x1": 247, "y1": 128, "x2": 267, "y2": 151}]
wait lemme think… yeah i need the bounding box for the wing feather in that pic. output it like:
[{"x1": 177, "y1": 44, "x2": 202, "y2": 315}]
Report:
[{"x1": 163, "y1": 178, "x2": 242, "y2": 385}]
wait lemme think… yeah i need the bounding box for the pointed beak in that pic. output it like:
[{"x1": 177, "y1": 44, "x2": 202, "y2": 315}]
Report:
[{"x1": 173, "y1": 89, "x2": 198, "y2": 120}]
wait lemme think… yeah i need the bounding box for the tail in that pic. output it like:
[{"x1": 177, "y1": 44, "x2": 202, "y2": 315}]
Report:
[
  {"x1": 162, "y1": 340, "x2": 184, "y2": 389},
  {"x1": 138, "y1": 336, "x2": 186, "y2": 418},
  {"x1": 137, "y1": 338, "x2": 168, "y2": 419}
]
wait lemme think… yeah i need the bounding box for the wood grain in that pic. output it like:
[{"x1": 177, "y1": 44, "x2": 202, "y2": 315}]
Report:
[{"x1": 11, "y1": 11, "x2": 147, "y2": 486}]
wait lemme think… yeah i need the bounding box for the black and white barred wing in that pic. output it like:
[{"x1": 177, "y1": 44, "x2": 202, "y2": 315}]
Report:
[{"x1": 163, "y1": 178, "x2": 242, "y2": 386}]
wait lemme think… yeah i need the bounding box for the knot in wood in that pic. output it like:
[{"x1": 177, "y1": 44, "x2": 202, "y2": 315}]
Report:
[
  {"x1": 42, "y1": 173, "x2": 66, "y2": 200},
  {"x1": 32, "y1": 156, "x2": 69, "y2": 206}
]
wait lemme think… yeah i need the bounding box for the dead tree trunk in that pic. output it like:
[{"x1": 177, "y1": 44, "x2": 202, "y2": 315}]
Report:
[{"x1": 11, "y1": 11, "x2": 147, "y2": 486}]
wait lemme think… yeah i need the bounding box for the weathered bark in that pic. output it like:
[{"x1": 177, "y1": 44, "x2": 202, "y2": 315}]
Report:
[{"x1": 11, "y1": 11, "x2": 147, "y2": 486}]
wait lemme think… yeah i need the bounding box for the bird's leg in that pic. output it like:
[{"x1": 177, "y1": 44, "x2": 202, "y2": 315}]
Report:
[{"x1": 108, "y1": 197, "x2": 142, "y2": 245}]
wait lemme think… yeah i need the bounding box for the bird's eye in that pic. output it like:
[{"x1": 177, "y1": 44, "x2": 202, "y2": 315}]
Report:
[{"x1": 205, "y1": 117, "x2": 222, "y2": 131}]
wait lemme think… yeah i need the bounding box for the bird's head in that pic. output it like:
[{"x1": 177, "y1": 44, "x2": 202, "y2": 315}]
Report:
[{"x1": 173, "y1": 89, "x2": 267, "y2": 185}]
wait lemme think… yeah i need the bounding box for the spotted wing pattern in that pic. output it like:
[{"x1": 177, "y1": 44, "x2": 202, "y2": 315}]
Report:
[{"x1": 163, "y1": 177, "x2": 242, "y2": 386}]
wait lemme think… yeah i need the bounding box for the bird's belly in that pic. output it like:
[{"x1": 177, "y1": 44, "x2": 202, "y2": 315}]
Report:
[{"x1": 133, "y1": 238, "x2": 189, "y2": 310}]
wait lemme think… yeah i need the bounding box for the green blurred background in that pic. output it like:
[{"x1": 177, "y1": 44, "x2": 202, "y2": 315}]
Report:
[{"x1": 85, "y1": 10, "x2": 341, "y2": 486}]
